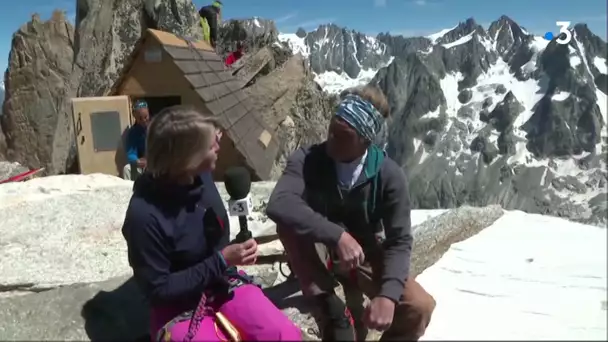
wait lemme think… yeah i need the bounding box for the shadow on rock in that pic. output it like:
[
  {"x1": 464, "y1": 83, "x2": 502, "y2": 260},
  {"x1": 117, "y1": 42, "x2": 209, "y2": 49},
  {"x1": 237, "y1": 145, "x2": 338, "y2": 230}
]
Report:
[
  {"x1": 81, "y1": 277, "x2": 151, "y2": 342},
  {"x1": 263, "y1": 278, "x2": 313, "y2": 312}
]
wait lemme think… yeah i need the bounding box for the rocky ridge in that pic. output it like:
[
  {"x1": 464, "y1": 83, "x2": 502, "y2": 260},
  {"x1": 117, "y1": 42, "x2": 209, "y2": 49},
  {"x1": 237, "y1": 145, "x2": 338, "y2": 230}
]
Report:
[{"x1": 280, "y1": 16, "x2": 608, "y2": 226}]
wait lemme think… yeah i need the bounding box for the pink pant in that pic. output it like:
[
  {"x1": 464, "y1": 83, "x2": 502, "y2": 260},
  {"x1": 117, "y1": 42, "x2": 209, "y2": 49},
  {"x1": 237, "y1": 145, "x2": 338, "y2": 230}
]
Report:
[{"x1": 151, "y1": 284, "x2": 302, "y2": 341}]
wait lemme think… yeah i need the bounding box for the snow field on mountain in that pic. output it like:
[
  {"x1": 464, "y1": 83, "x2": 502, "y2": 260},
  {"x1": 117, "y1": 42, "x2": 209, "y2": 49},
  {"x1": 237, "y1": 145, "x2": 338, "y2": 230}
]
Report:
[
  {"x1": 278, "y1": 33, "x2": 392, "y2": 94},
  {"x1": 416, "y1": 30, "x2": 606, "y2": 204},
  {"x1": 415, "y1": 35, "x2": 549, "y2": 168},
  {"x1": 418, "y1": 210, "x2": 607, "y2": 340},
  {"x1": 312, "y1": 68, "x2": 380, "y2": 94}
]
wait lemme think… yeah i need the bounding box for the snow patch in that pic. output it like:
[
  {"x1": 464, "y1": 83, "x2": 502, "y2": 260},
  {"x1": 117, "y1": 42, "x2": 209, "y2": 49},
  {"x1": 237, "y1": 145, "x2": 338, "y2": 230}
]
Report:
[
  {"x1": 313, "y1": 57, "x2": 394, "y2": 94},
  {"x1": 419, "y1": 210, "x2": 607, "y2": 340},
  {"x1": 551, "y1": 91, "x2": 571, "y2": 101},
  {"x1": 278, "y1": 33, "x2": 310, "y2": 57},
  {"x1": 440, "y1": 72, "x2": 464, "y2": 114},
  {"x1": 427, "y1": 25, "x2": 458, "y2": 44},
  {"x1": 442, "y1": 32, "x2": 474, "y2": 49},
  {"x1": 570, "y1": 55, "x2": 582, "y2": 67},
  {"x1": 314, "y1": 68, "x2": 380, "y2": 94},
  {"x1": 594, "y1": 57, "x2": 607, "y2": 74}
]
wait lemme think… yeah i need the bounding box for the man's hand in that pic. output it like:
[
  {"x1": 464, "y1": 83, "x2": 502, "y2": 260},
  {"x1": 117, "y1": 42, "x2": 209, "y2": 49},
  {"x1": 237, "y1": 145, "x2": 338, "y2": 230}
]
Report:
[
  {"x1": 136, "y1": 158, "x2": 147, "y2": 168},
  {"x1": 336, "y1": 232, "x2": 364, "y2": 270},
  {"x1": 363, "y1": 296, "x2": 395, "y2": 331},
  {"x1": 221, "y1": 239, "x2": 258, "y2": 266}
]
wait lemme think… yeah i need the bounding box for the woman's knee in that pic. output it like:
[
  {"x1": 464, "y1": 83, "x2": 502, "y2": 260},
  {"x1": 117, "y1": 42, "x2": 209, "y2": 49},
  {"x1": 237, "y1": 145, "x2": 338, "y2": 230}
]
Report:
[{"x1": 222, "y1": 285, "x2": 302, "y2": 339}]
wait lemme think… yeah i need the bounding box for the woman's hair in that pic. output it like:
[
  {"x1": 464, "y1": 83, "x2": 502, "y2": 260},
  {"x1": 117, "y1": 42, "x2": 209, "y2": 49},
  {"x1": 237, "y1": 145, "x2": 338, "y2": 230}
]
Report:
[
  {"x1": 145, "y1": 105, "x2": 218, "y2": 177},
  {"x1": 339, "y1": 85, "x2": 390, "y2": 118}
]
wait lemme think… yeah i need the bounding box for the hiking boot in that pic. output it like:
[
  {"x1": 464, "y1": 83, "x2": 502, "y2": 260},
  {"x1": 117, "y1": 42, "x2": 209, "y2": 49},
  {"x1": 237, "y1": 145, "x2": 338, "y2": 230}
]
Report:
[{"x1": 316, "y1": 293, "x2": 356, "y2": 341}]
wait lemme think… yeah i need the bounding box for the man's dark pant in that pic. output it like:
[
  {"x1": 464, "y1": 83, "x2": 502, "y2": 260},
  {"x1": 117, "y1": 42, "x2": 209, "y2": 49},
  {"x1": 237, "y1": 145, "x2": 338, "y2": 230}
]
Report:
[{"x1": 278, "y1": 224, "x2": 436, "y2": 341}]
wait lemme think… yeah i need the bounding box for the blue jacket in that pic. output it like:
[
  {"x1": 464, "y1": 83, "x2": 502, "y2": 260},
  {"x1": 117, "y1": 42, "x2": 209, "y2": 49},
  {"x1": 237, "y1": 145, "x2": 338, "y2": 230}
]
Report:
[
  {"x1": 121, "y1": 172, "x2": 230, "y2": 306},
  {"x1": 126, "y1": 124, "x2": 146, "y2": 163}
]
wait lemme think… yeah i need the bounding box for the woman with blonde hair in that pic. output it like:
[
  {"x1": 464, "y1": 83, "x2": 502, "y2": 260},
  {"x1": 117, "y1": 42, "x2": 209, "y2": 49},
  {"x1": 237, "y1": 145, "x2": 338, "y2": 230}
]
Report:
[{"x1": 121, "y1": 106, "x2": 301, "y2": 341}]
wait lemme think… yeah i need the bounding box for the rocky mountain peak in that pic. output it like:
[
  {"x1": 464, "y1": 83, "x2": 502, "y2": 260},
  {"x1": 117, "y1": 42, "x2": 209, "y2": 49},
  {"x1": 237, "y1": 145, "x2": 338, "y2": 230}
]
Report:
[
  {"x1": 292, "y1": 23, "x2": 391, "y2": 79},
  {"x1": 488, "y1": 14, "x2": 529, "y2": 58},
  {"x1": 573, "y1": 23, "x2": 608, "y2": 64},
  {"x1": 488, "y1": 15, "x2": 523, "y2": 36},
  {"x1": 436, "y1": 17, "x2": 487, "y2": 45},
  {"x1": 295, "y1": 27, "x2": 306, "y2": 38},
  {"x1": 217, "y1": 18, "x2": 279, "y2": 55},
  {"x1": 376, "y1": 33, "x2": 432, "y2": 56}
]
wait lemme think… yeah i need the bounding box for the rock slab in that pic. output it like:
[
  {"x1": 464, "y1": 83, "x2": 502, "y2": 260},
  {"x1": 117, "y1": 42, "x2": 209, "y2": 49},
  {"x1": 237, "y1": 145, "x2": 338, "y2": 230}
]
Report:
[{"x1": 0, "y1": 175, "x2": 278, "y2": 292}]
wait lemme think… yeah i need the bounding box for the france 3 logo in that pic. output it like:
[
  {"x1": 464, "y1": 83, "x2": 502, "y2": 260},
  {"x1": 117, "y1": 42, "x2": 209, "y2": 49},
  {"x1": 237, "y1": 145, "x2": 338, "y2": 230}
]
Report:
[{"x1": 543, "y1": 21, "x2": 572, "y2": 45}]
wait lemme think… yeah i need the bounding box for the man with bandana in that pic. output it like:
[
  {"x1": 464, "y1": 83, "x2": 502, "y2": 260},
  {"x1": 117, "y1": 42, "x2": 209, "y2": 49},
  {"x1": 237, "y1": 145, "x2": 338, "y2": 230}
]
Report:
[
  {"x1": 123, "y1": 99, "x2": 149, "y2": 181},
  {"x1": 266, "y1": 85, "x2": 435, "y2": 341}
]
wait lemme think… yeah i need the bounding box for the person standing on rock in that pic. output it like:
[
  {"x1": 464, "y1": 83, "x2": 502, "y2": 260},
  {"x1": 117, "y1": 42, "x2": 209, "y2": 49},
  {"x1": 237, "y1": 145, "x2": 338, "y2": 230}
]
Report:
[
  {"x1": 199, "y1": 1, "x2": 222, "y2": 49},
  {"x1": 121, "y1": 106, "x2": 301, "y2": 341},
  {"x1": 266, "y1": 85, "x2": 436, "y2": 341},
  {"x1": 123, "y1": 99, "x2": 149, "y2": 181}
]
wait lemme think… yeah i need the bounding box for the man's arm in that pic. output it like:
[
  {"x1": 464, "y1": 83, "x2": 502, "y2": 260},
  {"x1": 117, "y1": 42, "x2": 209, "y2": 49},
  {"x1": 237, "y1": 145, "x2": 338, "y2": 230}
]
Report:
[
  {"x1": 377, "y1": 161, "x2": 413, "y2": 303},
  {"x1": 266, "y1": 147, "x2": 345, "y2": 246},
  {"x1": 125, "y1": 129, "x2": 138, "y2": 163}
]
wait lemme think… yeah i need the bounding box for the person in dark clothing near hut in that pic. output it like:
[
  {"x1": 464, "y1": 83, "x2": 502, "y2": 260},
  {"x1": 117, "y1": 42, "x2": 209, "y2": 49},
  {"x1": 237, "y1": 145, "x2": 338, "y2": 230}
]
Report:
[
  {"x1": 123, "y1": 99, "x2": 150, "y2": 181},
  {"x1": 199, "y1": 1, "x2": 222, "y2": 49}
]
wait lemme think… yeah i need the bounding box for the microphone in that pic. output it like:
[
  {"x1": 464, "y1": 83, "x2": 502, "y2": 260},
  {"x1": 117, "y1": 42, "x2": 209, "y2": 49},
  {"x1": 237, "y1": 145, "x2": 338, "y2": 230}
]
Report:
[{"x1": 224, "y1": 167, "x2": 253, "y2": 243}]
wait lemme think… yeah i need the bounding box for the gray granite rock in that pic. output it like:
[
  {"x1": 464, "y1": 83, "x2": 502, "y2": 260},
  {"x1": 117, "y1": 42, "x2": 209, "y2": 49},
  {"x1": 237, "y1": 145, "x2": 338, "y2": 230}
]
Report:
[
  {"x1": 410, "y1": 205, "x2": 504, "y2": 277},
  {"x1": 0, "y1": 161, "x2": 27, "y2": 181},
  {"x1": 0, "y1": 175, "x2": 279, "y2": 294}
]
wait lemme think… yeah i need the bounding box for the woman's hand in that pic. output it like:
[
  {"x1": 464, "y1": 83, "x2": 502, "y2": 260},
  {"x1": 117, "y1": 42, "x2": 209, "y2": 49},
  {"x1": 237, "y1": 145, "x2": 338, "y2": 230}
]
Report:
[{"x1": 221, "y1": 239, "x2": 258, "y2": 266}]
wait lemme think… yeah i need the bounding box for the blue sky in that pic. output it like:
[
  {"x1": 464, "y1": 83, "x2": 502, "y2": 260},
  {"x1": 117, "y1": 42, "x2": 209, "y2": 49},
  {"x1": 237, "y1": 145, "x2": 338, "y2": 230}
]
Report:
[{"x1": 0, "y1": 0, "x2": 606, "y2": 73}]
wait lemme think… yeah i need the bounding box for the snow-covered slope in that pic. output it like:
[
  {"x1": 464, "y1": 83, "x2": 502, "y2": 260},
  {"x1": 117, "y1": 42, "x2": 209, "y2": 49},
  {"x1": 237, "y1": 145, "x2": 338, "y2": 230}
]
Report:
[{"x1": 419, "y1": 210, "x2": 607, "y2": 340}]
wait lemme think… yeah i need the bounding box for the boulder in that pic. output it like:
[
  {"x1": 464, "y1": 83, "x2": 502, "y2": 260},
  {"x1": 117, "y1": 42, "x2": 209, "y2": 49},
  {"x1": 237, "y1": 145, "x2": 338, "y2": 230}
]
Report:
[
  {"x1": 0, "y1": 11, "x2": 74, "y2": 175},
  {"x1": 0, "y1": 175, "x2": 279, "y2": 293},
  {"x1": 243, "y1": 53, "x2": 333, "y2": 179},
  {"x1": 0, "y1": 161, "x2": 27, "y2": 181},
  {"x1": 72, "y1": 0, "x2": 202, "y2": 97}
]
